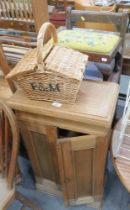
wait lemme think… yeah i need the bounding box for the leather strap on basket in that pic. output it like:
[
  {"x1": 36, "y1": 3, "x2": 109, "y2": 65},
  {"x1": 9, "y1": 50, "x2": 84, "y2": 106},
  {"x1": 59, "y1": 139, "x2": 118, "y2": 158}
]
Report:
[{"x1": 37, "y1": 22, "x2": 58, "y2": 64}]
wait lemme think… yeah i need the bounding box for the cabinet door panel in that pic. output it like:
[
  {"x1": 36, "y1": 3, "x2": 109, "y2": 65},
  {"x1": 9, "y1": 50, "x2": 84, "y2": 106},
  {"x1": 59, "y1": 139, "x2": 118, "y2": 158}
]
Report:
[{"x1": 57, "y1": 135, "x2": 96, "y2": 205}]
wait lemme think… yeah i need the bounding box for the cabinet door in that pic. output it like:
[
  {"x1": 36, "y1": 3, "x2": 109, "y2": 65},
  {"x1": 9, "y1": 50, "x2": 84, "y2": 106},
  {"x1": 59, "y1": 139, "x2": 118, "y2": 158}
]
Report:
[{"x1": 57, "y1": 135, "x2": 96, "y2": 206}]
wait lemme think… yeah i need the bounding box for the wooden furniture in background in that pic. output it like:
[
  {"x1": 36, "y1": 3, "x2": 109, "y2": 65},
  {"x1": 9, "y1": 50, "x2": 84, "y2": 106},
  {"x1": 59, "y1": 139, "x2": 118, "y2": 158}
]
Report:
[
  {"x1": 0, "y1": 0, "x2": 49, "y2": 31},
  {"x1": 6, "y1": 80, "x2": 119, "y2": 209},
  {"x1": 0, "y1": 29, "x2": 37, "y2": 64},
  {"x1": 116, "y1": 2, "x2": 130, "y2": 13},
  {"x1": 112, "y1": 82, "x2": 130, "y2": 193},
  {"x1": 0, "y1": 0, "x2": 34, "y2": 31},
  {"x1": 116, "y1": 2, "x2": 130, "y2": 33},
  {"x1": 0, "y1": 44, "x2": 15, "y2": 92},
  {"x1": 32, "y1": 0, "x2": 49, "y2": 32},
  {"x1": 49, "y1": 0, "x2": 74, "y2": 9},
  {"x1": 112, "y1": 118, "x2": 130, "y2": 193},
  {"x1": 0, "y1": 99, "x2": 19, "y2": 210},
  {"x1": 60, "y1": 0, "x2": 74, "y2": 9},
  {"x1": 0, "y1": 44, "x2": 42, "y2": 210},
  {"x1": 0, "y1": 100, "x2": 42, "y2": 210},
  {"x1": 0, "y1": 44, "x2": 14, "y2": 103},
  {"x1": 66, "y1": 8, "x2": 128, "y2": 82},
  {"x1": 74, "y1": 0, "x2": 116, "y2": 31},
  {"x1": 0, "y1": 0, "x2": 49, "y2": 64},
  {"x1": 66, "y1": 9, "x2": 128, "y2": 60},
  {"x1": 122, "y1": 33, "x2": 130, "y2": 75},
  {"x1": 75, "y1": 0, "x2": 115, "y2": 11}
]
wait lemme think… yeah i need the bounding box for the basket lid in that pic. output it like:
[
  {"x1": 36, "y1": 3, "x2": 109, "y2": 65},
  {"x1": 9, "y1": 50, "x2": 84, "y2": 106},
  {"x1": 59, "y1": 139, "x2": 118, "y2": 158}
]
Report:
[
  {"x1": 7, "y1": 45, "x2": 88, "y2": 81},
  {"x1": 6, "y1": 48, "x2": 37, "y2": 80},
  {"x1": 44, "y1": 45, "x2": 88, "y2": 80}
]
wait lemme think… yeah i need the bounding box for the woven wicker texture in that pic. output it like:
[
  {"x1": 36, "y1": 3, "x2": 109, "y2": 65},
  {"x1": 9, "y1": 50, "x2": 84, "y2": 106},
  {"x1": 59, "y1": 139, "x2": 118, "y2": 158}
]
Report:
[
  {"x1": 7, "y1": 48, "x2": 37, "y2": 79},
  {"x1": 45, "y1": 45, "x2": 87, "y2": 80},
  {"x1": 16, "y1": 74, "x2": 80, "y2": 103},
  {"x1": 6, "y1": 22, "x2": 88, "y2": 104}
]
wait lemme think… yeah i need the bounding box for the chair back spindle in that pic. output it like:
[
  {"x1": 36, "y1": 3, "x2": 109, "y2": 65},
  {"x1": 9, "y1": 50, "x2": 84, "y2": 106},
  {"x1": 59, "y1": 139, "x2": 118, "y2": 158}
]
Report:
[
  {"x1": 0, "y1": 0, "x2": 33, "y2": 21},
  {"x1": 0, "y1": 100, "x2": 19, "y2": 189}
]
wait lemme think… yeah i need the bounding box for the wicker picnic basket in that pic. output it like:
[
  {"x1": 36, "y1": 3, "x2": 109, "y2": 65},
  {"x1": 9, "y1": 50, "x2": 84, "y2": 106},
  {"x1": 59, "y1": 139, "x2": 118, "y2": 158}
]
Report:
[{"x1": 6, "y1": 22, "x2": 88, "y2": 104}]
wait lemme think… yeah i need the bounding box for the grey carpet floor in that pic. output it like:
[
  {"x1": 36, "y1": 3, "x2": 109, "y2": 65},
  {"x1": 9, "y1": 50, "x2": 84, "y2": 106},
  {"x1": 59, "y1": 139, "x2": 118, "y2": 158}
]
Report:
[{"x1": 7, "y1": 152, "x2": 130, "y2": 210}]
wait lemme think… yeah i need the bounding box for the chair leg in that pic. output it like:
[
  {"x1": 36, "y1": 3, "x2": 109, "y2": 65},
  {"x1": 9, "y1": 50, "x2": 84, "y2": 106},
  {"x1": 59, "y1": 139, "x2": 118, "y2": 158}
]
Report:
[
  {"x1": 15, "y1": 192, "x2": 42, "y2": 210},
  {"x1": 0, "y1": 99, "x2": 20, "y2": 189},
  {"x1": 2, "y1": 191, "x2": 42, "y2": 210}
]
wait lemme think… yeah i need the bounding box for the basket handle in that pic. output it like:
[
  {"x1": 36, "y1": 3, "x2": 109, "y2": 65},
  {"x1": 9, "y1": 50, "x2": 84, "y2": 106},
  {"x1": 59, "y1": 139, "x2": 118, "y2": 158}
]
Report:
[{"x1": 37, "y1": 22, "x2": 58, "y2": 64}]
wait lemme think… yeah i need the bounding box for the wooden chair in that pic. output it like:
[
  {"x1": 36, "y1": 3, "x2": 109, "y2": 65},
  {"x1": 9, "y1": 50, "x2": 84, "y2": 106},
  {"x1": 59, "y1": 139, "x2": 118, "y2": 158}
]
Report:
[
  {"x1": 1, "y1": 30, "x2": 37, "y2": 65},
  {"x1": 0, "y1": 99, "x2": 19, "y2": 210},
  {"x1": 0, "y1": 45, "x2": 42, "y2": 210},
  {"x1": 65, "y1": 7, "x2": 129, "y2": 82},
  {"x1": 0, "y1": 0, "x2": 49, "y2": 32},
  {"x1": 112, "y1": 81, "x2": 130, "y2": 193},
  {"x1": 0, "y1": 0, "x2": 49, "y2": 64},
  {"x1": 0, "y1": 99, "x2": 42, "y2": 210},
  {"x1": 0, "y1": 44, "x2": 15, "y2": 92},
  {"x1": 0, "y1": 0, "x2": 34, "y2": 31},
  {"x1": 74, "y1": 0, "x2": 117, "y2": 31}
]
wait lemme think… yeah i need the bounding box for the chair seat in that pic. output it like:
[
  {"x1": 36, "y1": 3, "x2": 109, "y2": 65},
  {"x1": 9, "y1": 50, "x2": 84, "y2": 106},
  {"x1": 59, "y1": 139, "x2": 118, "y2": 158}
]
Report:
[
  {"x1": 58, "y1": 29, "x2": 120, "y2": 54},
  {"x1": 0, "y1": 178, "x2": 15, "y2": 209}
]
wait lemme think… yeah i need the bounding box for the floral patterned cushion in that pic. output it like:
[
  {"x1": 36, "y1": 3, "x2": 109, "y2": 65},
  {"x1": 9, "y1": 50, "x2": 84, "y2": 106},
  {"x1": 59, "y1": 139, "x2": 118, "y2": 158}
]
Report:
[{"x1": 58, "y1": 29, "x2": 120, "y2": 54}]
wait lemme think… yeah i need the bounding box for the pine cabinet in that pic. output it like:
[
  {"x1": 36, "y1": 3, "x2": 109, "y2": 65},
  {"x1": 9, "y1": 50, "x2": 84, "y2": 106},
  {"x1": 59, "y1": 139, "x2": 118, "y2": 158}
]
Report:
[{"x1": 7, "y1": 81, "x2": 119, "y2": 209}]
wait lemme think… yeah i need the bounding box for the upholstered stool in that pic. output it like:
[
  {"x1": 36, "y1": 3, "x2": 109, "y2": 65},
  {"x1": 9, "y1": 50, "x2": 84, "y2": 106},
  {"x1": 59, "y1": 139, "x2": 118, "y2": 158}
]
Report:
[
  {"x1": 95, "y1": 59, "x2": 115, "y2": 76},
  {"x1": 58, "y1": 29, "x2": 120, "y2": 55}
]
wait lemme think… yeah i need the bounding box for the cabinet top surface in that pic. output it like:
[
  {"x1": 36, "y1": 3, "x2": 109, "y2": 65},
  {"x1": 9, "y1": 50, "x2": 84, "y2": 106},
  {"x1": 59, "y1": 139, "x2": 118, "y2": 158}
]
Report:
[{"x1": 6, "y1": 81, "x2": 119, "y2": 128}]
